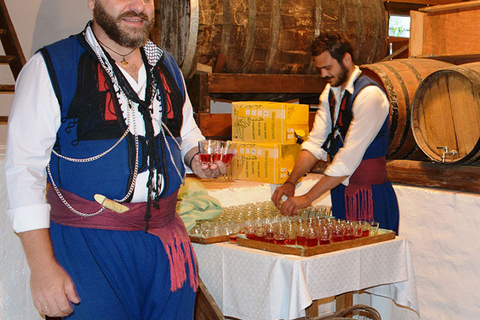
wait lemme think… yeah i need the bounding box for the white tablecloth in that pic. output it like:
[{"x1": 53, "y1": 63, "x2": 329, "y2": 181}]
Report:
[{"x1": 193, "y1": 236, "x2": 418, "y2": 320}]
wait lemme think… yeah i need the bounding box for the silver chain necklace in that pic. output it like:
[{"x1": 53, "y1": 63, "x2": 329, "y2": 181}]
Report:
[
  {"x1": 49, "y1": 29, "x2": 185, "y2": 215},
  {"x1": 48, "y1": 33, "x2": 142, "y2": 216}
]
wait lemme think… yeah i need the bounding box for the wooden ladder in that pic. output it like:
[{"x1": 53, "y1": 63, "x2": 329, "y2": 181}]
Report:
[{"x1": 0, "y1": 0, "x2": 26, "y2": 124}]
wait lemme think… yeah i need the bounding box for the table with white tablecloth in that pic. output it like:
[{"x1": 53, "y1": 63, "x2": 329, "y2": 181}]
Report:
[{"x1": 193, "y1": 236, "x2": 418, "y2": 320}]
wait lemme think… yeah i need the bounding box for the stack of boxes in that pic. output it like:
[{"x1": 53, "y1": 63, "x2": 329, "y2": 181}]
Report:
[{"x1": 231, "y1": 101, "x2": 310, "y2": 184}]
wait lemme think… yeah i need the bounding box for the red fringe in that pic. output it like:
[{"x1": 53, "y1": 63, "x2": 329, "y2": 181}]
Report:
[
  {"x1": 149, "y1": 225, "x2": 198, "y2": 292},
  {"x1": 48, "y1": 188, "x2": 198, "y2": 293},
  {"x1": 345, "y1": 185, "x2": 374, "y2": 222}
]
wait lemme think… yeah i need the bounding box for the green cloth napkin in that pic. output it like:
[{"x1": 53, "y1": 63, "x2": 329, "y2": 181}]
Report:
[{"x1": 177, "y1": 178, "x2": 223, "y2": 231}]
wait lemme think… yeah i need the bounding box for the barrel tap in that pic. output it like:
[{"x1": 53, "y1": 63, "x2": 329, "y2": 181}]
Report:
[{"x1": 437, "y1": 146, "x2": 457, "y2": 163}]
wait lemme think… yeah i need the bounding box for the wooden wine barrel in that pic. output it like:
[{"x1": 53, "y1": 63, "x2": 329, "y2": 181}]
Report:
[
  {"x1": 360, "y1": 59, "x2": 453, "y2": 160},
  {"x1": 411, "y1": 62, "x2": 480, "y2": 164},
  {"x1": 153, "y1": 0, "x2": 388, "y2": 79}
]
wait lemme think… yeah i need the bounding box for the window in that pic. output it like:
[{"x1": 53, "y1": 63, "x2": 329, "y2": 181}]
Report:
[{"x1": 388, "y1": 15, "x2": 411, "y2": 38}]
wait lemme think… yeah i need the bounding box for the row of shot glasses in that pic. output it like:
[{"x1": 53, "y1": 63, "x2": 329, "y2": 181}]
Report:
[{"x1": 198, "y1": 139, "x2": 237, "y2": 166}]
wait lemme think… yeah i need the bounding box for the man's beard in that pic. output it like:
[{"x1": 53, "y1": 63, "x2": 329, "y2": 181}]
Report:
[
  {"x1": 329, "y1": 62, "x2": 349, "y2": 88},
  {"x1": 93, "y1": 0, "x2": 153, "y2": 48}
]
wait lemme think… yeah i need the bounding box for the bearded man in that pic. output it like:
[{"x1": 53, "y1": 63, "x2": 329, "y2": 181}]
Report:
[
  {"x1": 272, "y1": 32, "x2": 400, "y2": 235},
  {"x1": 5, "y1": 0, "x2": 225, "y2": 318}
]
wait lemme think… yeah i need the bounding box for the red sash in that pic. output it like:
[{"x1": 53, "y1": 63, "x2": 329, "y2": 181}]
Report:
[
  {"x1": 345, "y1": 157, "x2": 387, "y2": 222},
  {"x1": 48, "y1": 188, "x2": 198, "y2": 292}
]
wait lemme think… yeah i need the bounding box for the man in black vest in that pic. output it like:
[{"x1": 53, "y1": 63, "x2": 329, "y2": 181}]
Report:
[
  {"x1": 272, "y1": 32, "x2": 399, "y2": 234},
  {"x1": 6, "y1": 0, "x2": 226, "y2": 318}
]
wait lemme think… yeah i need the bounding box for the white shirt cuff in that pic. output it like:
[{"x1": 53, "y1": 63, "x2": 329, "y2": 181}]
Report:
[
  {"x1": 324, "y1": 162, "x2": 352, "y2": 186},
  {"x1": 7, "y1": 203, "x2": 51, "y2": 233},
  {"x1": 301, "y1": 140, "x2": 328, "y2": 161}
]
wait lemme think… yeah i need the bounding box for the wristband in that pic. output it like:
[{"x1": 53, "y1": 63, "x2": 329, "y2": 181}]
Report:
[
  {"x1": 284, "y1": 180, "x2": 296, "y2": 187},
  {"x1": 188, "y1": 151, "x2": 200, "y2": 169}
]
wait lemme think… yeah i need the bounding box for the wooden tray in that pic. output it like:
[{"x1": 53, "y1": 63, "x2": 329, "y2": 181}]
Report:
[
  {"x1": 190, "y1": 235, "x2": 229, "y2": 244},
  {"x1": 236, "y1": 230, "x2": 396, "y2": 257}
]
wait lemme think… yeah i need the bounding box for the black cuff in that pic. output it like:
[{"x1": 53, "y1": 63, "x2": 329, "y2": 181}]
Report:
[{"x1": 188, "y1": 151, "x2": 200, "y2": 169}]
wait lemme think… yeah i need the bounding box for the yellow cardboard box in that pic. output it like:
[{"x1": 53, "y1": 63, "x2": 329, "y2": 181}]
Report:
[
  {"x1": 232, "y1": 101, "x2": 309, "y2": 144},
  {"x1": 234, "y1": 142, "x2": 301, "y2": 184}
]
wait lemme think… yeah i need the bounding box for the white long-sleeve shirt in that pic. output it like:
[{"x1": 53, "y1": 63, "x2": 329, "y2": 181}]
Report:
[
  {"x1": 6, "y1": 37, "x2": 204, "y2": 233},
  {"x1": 301, "y1": 67, "x2": 389, "y2": 186}
]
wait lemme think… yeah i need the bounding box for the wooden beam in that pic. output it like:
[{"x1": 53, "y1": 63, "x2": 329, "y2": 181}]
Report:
[
  {"x1": 384, "y1": 0, "x2": 464, "y2": 4},
  {"x1": 380, "y1": 44, "x2": 409, "y2": 62},
  {"x1": 419, "y1": 0, "x2": 480, "y2": 12},
  {"x1": 384, "y1": 2, "x2": 427, "y2": 15},
  {"x1": 194, "y1": 278, "x2": 225, "y2": 320},
  {"x1": 0, "y1": 84, "x2": 14, "y2": 92},
  {"x1": 207, "y1": 74, "x2": 325, "y2": 94},
  {"x1": 305, "y1": 296, "x2": 335, "y2": 318},
  {"x1": 311, "y1": 159, "x2": 480, "y2": 194},
  {"x1": 409, "y1": 10, "x2": 425, "y2": 57},
  {"x1": 187, "y1": 73, "x2": 211, "y2": 113},
  {"x1": 194, "y1": 113, "x2": 232, "y2": 140},
  {"x1": 386, "y1": 160, "x2": 480, "y2": 193}
]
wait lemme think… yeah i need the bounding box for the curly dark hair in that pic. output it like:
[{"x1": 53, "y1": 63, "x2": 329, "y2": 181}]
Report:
[{"x1": 311, "y1": 31, "x2": 355, "y2": 64}]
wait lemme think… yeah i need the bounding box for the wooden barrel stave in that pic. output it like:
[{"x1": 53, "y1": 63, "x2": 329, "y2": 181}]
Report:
[
  {"x1": 154, "y1": 0, "x2": 388, "y2": 79},
  {"x1": 412, "y1": 63, "x2": 480, "y2": 164},
  {"x1": 361, "y1": 59, "x2": 453, "y2": 160}
]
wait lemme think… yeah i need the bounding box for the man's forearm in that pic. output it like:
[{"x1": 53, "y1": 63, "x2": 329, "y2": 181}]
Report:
[
  {"x1": 285, "y1": 150, "x2": 321, "y2": 183},
  {"x1": 305, "y1": 174, "x2": 348, "y2": 202},
  {"x1": 18, "y1": 229, "x2": 57, "y2": 270}
]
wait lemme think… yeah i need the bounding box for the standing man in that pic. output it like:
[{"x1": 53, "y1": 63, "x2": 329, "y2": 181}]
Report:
[
  {"x1": 5, "y1": 0, "x2": 225, "y2": 319},
  {"x1": 272, "y1": 32, "x2": 399, "y2": 234}
]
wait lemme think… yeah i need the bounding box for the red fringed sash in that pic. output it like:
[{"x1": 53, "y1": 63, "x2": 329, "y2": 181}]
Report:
[
  {"x1": 47, "y1": 188, "x2": 198, "y2": 292},
  {"x1": 345, "y1": 157, "x2": 387, "y2": 222}
]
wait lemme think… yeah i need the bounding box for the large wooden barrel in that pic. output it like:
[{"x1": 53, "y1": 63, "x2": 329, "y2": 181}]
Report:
[
  {"x1": 411, "y1": 62, "x2": 480, "y2": 164},
  {"x1": 360, "y1": 59, "x2": 453, "y2": 160},
  {"x1": 153, "y1": 0, "x2": 388, "y2": 79}
]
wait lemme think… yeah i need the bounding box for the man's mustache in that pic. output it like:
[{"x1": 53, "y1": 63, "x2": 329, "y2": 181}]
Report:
[{"x1": 119, "y1": 11, "x2": 149, "y2": 22}]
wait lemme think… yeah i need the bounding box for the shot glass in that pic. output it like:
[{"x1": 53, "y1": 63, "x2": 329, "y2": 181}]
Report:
[
  {"x1": 360, "y1": 221, "x2": 371, "y2": 237},
  {"x1": 198, "y1": 140, "x2": 220, "y2": 165},
  {"x1": 318, "y1": 225, "x2": 332, "y2": 245},
  {"x1": 284, "y1": 223, "x2": 297, "y2": 245},
  {"x1": 306, "y1": 227, "x2": 318, "y2": 247},
  {"x1": 331, "y1": 222, "x2": 345, "y2": 242},
  {"x1": 369, "y1": 221, "x2": 380, "y2": 236},
  {"x1": 219, "y1": 141, "x2": 237, "y2": 166},
  {"x1": 344, "y1": 221, "x2": 355, "y2": 240}
]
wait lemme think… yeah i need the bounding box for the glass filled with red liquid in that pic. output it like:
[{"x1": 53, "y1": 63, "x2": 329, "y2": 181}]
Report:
[
  {"x1": 219, "y1": 141, "x2": 237, "y2": 166},
  {"x1": 284, "y1": 223, "x2": 297, "y2": 246},
  {"x1": 198, "y1": 140, "x2": 220, "y2": 165},
  {"x1": 318, "y1": 226, "x2": 332, "y2": 245},
  {"x1": 331, "y1": 222, "x2": 345, "y2": 242},
  {"x1": 306, "y1": 227, "x2": 318, "y2": 247},
  {"x1": 360, "y1": 221, "x2": 371, "y2": 237}
]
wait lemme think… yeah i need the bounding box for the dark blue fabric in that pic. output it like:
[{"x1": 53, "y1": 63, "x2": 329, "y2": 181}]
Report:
[
  {"x1": 50, "y1": 222, "x2": 196, "y2": 320},
  {"x1": 40, "y1": 33, "x2": 186, "y2": 201},
  {"x1": 331, "y1": 182, "x2": 399, "y2": 234},
  {"x1": 328, "y1": 75, "x2": 390, "y2": 160},
  {"x1": 328, "y1": 75, "x2": 399, "y2": 234}
]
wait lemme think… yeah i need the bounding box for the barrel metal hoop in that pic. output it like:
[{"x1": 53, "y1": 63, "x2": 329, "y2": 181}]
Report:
[
  {"x1": 380, "y1": 62, "x2": 415, "y2": 158},
  {"x1": 398, "y1": 59, "x2": 424, "y2": 83},
  {"x1": 365, "y1": 64, "x2": 400, "y2": 151}
]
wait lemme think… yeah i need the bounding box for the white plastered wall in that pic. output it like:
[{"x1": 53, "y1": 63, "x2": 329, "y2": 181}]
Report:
[
  {"x1": 1, "y1": 1, "x2": 480, "y2": 319},
  {"x1": 0, "y1": 0, "x2": 91, "y2": 145}
]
